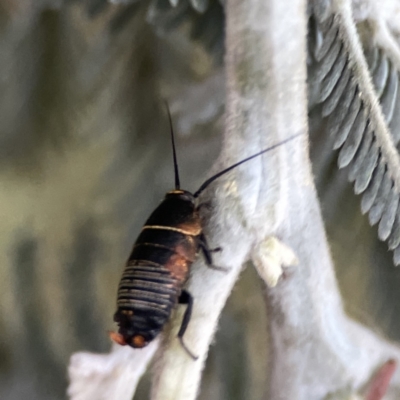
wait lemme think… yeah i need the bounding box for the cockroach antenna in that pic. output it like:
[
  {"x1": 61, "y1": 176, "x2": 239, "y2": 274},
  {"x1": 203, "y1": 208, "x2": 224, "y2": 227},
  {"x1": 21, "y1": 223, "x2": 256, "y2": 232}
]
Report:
[
  {"x1": 164, "y1": 102, "x2": 181, "y2": 190},
  {"x1": 193, "y1": 131, "x2": 303, "y2": 198}
]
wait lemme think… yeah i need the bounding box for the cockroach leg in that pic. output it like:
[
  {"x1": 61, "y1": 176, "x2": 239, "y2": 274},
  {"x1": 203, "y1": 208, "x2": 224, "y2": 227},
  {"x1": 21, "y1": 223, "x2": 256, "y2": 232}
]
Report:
[
  {"x1": 210, "y1": 247, "x2": 222, "y2": 252},
  {"x1": 199, "y1": 234, "x2": 226, "y2": 272},
  {"x1": 178, "y1": 290, "x2": 198, "y2": 360}
]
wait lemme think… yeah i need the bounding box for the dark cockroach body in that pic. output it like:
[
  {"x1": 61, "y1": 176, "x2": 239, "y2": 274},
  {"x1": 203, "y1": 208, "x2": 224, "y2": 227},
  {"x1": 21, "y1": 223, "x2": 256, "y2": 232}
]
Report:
[
  {"x1": 112, "y1": 190, "x2": 204, "y2": 357},
  {"x1": 111, "y1": 105, "x2": 301, "y2": 359}
]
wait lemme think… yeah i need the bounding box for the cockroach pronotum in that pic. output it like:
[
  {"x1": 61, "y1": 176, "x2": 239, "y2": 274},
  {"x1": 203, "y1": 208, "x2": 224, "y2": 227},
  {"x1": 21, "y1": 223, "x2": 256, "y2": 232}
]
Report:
[{"x1": 110, "y1": 106, "x2": 301, "y2": 359}]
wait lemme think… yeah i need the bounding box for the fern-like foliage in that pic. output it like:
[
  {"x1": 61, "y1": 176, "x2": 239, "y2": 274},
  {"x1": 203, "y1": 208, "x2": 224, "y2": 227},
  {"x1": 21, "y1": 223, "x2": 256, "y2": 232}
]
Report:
[
  {"x1": 309, "y1": 2, "x2": 400, "y2": 265},
  {"x1": 77, "y1": 0, "x2": 225, "y2": 56}
]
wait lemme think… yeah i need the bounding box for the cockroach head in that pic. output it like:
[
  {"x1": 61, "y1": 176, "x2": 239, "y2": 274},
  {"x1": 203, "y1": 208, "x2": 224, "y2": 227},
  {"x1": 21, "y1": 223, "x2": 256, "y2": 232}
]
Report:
[{"x1": 165, "y1": 189, "x2": 195, "y2": 203}]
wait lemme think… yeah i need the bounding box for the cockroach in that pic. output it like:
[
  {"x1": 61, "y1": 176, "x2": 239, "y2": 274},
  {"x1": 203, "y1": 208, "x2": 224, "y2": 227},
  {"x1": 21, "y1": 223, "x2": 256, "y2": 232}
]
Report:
[{"x1": 110, "y1": 106, "x2": 301, "y2": 359}]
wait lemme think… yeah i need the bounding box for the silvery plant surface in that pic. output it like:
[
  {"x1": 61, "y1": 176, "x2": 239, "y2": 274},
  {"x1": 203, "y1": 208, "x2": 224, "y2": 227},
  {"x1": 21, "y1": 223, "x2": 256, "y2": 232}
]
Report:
[{"x1": 2, "y1": 0, "x2": 400, "y2": 400}]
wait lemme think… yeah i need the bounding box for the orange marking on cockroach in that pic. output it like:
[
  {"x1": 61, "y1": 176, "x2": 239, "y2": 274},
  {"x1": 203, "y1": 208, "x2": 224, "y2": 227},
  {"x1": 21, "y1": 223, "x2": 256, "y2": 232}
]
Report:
[
  {"x1": 142, "y1": 225, "x2": 199, "y2": 236},
  {"x1": 109, "y1": 331, "x2": 128, "y2": 346},
  {"x1": 109, "y1": 332, "x2": 147, "y2": 349},
  {"x1": 164, "y1": 250, "x2": 191, "y2": 282},
  {"x1": 176, "y1": 214, "x2": 202, "y2": 236},
  {"x1": 175, "y1": 241, "x2": 197, "y2": 263},
  {"x1": 132, "y1": 335, "x2": 146, "y2": 348}
]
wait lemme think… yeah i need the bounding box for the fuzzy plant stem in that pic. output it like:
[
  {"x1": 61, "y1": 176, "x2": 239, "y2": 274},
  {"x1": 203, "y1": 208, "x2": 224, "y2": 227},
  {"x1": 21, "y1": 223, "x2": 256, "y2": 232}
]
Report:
[
  {"x1": 151, "y1": 0, "x2": 310, "y2": 399},
  {"x1": 262, "y1": 0, "x2": 400, "y2": 398}
]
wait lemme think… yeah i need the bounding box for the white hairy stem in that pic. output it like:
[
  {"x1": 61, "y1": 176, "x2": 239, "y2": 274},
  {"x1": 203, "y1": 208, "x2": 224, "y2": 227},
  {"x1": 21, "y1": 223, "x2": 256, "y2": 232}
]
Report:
[
  {"x1": 151, "y1": 0, "x2": 308, "y2": 399},
  {"x1": 265, "y1": 0, "x2": 400, "y2": 399},
  {"x1": 67, "y1": 341, "x2": 158, "y2": 400}
]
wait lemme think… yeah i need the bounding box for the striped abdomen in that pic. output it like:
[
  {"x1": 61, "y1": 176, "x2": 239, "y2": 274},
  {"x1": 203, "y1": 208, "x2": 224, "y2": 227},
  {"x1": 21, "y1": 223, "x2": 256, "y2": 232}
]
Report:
[{"x1": 114, "y1": 193, "x2": 201, "y2": 348}]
